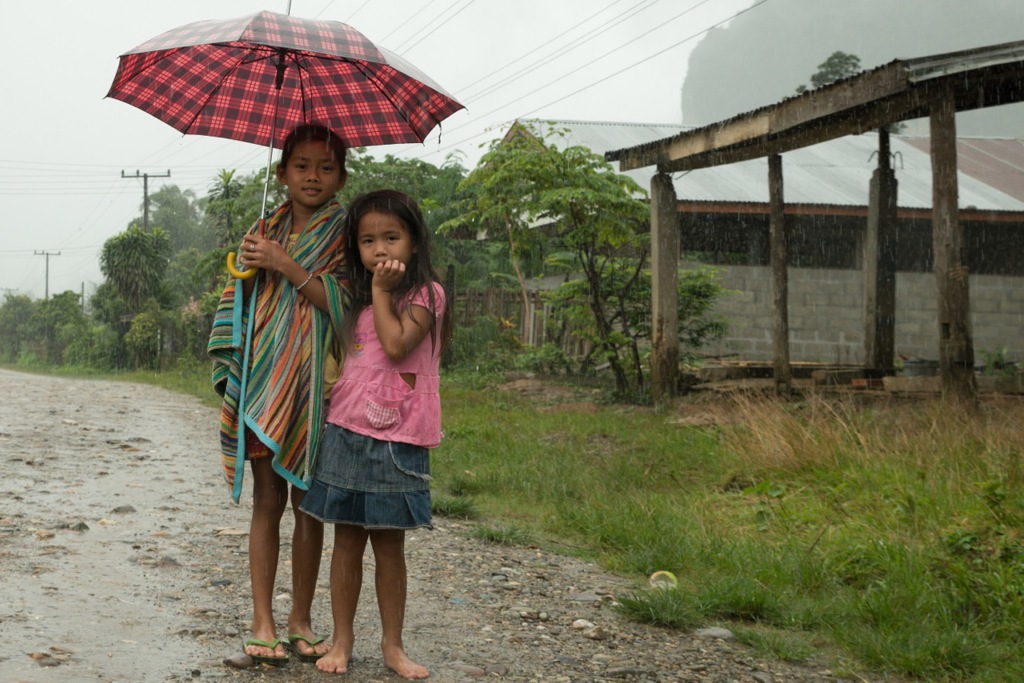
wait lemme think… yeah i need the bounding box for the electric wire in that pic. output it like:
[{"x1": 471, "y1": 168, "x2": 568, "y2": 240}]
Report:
[
  {"x1": 391, "y1": 0, "x2": 472, "y2": 55},
  {"x1": 403, "y1": 0, "x2": 768, "y2": 163}
]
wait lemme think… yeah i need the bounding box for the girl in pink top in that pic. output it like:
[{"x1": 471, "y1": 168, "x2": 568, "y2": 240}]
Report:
[{"x1": 301, "y1": 189, "x2": 451, "y2": 679}]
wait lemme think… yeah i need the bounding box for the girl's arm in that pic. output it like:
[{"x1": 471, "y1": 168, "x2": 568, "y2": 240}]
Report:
[
  {"x1": 371, "y1": 259, "x2": 432, "y2": 361},
  {"x1": 240, "y1": 235, "x2": 330, "y2": 311}
]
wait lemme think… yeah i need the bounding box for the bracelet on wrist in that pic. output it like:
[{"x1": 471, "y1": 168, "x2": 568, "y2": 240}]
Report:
[{"x1": 296, "y1": 272, "x2": 314, "y2": 291}]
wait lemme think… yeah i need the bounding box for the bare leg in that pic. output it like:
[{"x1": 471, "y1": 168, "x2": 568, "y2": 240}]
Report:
[
  {"x1": 317, "y1": 524, "x2": 368, "y2": 674},
  {"x1": 244, "y1": 457, "x2": 288, "y2": 660},
  {"x1": 370, "y1": 529, "x2": 429, "y2": 679},
  {"x1": 287, "y1": 487, "x2": 330, "y2": 658}
]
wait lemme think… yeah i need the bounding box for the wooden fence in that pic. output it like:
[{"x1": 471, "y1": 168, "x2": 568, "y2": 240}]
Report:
[{"x1": 452, "y1": 287, "x2": 588, "y2": 358}]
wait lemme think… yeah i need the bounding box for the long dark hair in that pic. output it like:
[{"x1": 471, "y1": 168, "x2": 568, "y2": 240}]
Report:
[{"x1": 341, "y1": 189, "x2": 452, "y2": 357}]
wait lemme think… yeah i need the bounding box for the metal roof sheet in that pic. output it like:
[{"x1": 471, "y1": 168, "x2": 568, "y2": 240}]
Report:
[
  {"x1": 901, "y1": 136, "x2": 1024, "y2": 204},
  {"x1": 519, "y1": 118, "x2": 1024, "y2": 212}
]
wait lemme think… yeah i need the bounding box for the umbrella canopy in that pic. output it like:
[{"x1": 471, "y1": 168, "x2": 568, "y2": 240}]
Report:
[{"x1": 106, "y1": 10, "x2": 465, "y2": 149}]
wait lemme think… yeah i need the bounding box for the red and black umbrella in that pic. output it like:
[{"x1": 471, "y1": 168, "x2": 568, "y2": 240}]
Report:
[
  {"x1": 107, "y1": 10, "x2": 465, "y2": 277},
  {"x1": 106, "y1": 9, "x2": 464, "y2": 149}
]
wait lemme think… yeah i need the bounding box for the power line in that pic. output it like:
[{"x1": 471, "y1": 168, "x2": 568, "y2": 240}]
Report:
[
  {"x1": 390, "y1": 0, "x2": 470, "y2": 54},
  {"x1": 465, "y1": 0, "x2": 661, "y2": 102},
  {"x1": 120, "y1": 169, "x2": 171, "y2": 231},
  {"x1": 396, "y1": 0, "x2": 476, "y2": 54},
  {"x1": 405, "y1": 0, "x2": 771, "y2": 163},
  {"x1": 34, "y1": 250, "x2": 61, "y2": 301}
]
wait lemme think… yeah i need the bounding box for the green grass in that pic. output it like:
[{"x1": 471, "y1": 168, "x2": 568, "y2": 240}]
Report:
[
  {"x1": 11, "y1": 362, "x2": 1023, "y2": 681},
  {"x1": 434, "y1": 379, "x2": 1024, "y2": 682}
]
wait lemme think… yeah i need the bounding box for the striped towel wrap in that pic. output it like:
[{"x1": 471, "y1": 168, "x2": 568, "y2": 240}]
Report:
[{"x1": 209, "y1": 199, "x2": 348, "y2": 503}]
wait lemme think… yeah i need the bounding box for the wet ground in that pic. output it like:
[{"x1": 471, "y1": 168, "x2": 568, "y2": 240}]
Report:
[{"x1": 0, "y1": 369, "x2": 876, "y2": 683}]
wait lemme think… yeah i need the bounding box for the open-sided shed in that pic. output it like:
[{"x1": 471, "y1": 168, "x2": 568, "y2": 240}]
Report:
[{"x1": 605, "y1": 40, "x2": 1024, "y2": 402}]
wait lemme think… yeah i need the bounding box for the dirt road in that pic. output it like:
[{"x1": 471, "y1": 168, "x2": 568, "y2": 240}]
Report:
[{"x1": 0, "y1": 369, "x2": 861, "y2": 682}]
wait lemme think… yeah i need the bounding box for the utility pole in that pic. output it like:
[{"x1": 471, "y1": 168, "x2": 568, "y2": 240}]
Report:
[
  {"x1": 34, "y1": 250, "x2": 61, "y2": 300},
  {"x1": 121, "y1": 169, "x2": 171, "y2": 230}
]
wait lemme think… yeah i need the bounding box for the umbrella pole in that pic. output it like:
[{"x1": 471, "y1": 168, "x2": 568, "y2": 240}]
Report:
[
  {"x1": 257, "y1": 54, "x2": 289, "y2": 234},
  {"x1": 230, "y1": 54, "x2": 287, "y2": 280}
]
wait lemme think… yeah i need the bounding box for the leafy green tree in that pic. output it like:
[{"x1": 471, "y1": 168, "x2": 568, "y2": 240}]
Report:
[
  {"x1": 205, "y1": 169, "x2": 243, "y2": 247},
  {"x1": 124, "y1": 300, "x2": 168, "y2": 370},
  {"x1": 100, "y1": 225, "x2": 170, "y2": 313},
  {"x1": 795, "y1": 51, "x2": 861, "y2": 93},
  {"x1": 142, "y1": 185, "x2": 209, "y2": 253},
  {"x1": 87, "y1": 282, "x2": 131, "y2": 368},
  {"x1": 341, "y1": 150, "x2": 464, "y2": 207},
  {"x1": 31, "y1": 290, "x2": 86, "y2": 365},
  {"x1": 442, "y1": 126, "x2": 570, "y2": 334},
  {"x1": 0, "y1": 293, "x2": 37, "y2": 363},
  {"x1": 446, "y1": 122, "x2": 658, "y2": 395}
]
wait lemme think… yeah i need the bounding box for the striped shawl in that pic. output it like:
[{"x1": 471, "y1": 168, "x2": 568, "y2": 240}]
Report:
[{"x1": 209, "y1": 200, "x2": 347, "y2": 503}]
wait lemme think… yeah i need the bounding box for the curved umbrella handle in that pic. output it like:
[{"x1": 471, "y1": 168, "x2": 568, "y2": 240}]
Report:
[
  {"x1": 226, "y1": 217, "x2": 266, "y2": 280},
  {"x1": 226, "y1": 252, "x2": 258, "y2": 279}
]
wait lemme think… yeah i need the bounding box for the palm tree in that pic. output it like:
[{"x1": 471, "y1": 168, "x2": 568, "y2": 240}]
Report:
[
  {"x1": 100, "y1": 226, "x2": 170, "y2": 314},
  {"x1": 207, "y1": 169, "x2": 242, "y2": 247}
]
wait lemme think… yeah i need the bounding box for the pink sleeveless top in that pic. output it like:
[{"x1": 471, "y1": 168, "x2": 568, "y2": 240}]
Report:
[{"x1": 326, "y1": 283, "x2": 445, "y2": 448}]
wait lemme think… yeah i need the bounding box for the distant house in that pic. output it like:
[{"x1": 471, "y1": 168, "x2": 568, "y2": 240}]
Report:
[{"x1": 509, "y1": 118, "x2": 1024, "y2": 365}]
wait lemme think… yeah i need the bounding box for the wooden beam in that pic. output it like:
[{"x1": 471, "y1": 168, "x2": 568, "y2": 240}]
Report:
[
  {"x1": 655, "y1": 90, "x2": 929, "y2": 173},
  {"x1": 863, "y1": 129, "x2": 898, "y2": 371},
  {"x1": 929, "y1": 87, "x2": 977, "y2": 403},
  {"x1": 650, "y1": 173, "x2": 680, "y2": 400},
  {"x1": 768, "y1": 154, "x2": 792, "y2": 390}
]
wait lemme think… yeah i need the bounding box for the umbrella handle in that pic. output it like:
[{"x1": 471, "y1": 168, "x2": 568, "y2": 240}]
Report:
[
  {"x1": 226, "y1": 218, "x2": 265, "y2": 280},
  {"x1": 226, "y1": 252, "x2": 257, "y2": 279}
]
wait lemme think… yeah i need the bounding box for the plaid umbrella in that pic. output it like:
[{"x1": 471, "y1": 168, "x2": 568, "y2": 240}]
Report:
[
  {"x1": 106, "y1": 10, "x2": 465, "y2": 149},
  {"x1": 107, "y1": 10, "x2": 464, "y2": 278}
]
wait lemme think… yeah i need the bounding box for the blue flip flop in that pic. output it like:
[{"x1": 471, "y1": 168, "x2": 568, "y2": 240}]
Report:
[{"x1": 243, "y1": 638, "x2": 289, "y2": 666}]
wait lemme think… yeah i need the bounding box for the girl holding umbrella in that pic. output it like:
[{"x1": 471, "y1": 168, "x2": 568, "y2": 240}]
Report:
[{"x1": 209, "y1": 123, "x2": 348, "y2": 665}]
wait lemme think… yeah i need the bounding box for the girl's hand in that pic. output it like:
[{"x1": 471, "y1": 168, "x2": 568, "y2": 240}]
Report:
[
  {"x1": 239, "y1": 235, "x2": 289, "y2": 273},
  {"x1": 371, "y1": 259, "x2": 406, "y2": 293}
]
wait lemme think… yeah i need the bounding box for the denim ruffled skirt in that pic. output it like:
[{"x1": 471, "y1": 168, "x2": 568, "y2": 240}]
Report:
[{"x1": 300, "y1": 423, "x2": 432, "y2": 530}]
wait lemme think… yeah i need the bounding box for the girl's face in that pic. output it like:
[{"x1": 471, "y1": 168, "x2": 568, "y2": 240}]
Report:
[
  {"x1": 356, "y1": 211, "x2": 415, "y2": 272},
  {"x1": 276, "y1": 139, "x2": 344, "y2": 212}
]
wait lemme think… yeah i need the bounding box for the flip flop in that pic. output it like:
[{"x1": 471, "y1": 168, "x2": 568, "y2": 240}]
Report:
[
  {"x1": 285, "y1": 633, "x2": 327, "y2": 662},
  {"x1": 243, "y1": 638, "x2": 289, "y2": 666}
]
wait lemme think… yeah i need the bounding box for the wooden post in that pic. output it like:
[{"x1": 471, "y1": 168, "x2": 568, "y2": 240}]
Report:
[
  {"x1": 768, "y1": 154, "x2": 792, "y2": 390},
  {"x1": 929, "y1": 88, "x2": 977, "y2": 403},
  {"x1": 863, "y1": 129, "x2": 898, "y2": 372},
  {"x1": 650, "y1": 172, "x2": 679, "y2": 400}
]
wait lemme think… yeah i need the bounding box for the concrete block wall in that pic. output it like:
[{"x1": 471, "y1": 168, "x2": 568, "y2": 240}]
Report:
[{"x1": 696, "y1": 265, "x2": 1024, "y2": 364}]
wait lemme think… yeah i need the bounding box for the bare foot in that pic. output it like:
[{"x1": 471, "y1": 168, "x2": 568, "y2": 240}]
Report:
[
  {"x1": 315, "y1": 641, "x2": 353, "y2": 674},
  {"x1": 383, "y1": 644, "x2": 429, "y2": 679}
]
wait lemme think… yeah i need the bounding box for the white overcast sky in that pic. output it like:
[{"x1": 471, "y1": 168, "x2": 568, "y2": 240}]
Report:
[{"x1": 0, "y1": 0, "x2": 754, "y2": 300}]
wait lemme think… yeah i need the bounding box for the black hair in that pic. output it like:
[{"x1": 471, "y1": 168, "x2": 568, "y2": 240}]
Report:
[
  {"x1": 279, "y1": 123, "x2": 348, "y2": 174},
  {"x1": 340, "y1": 189, "x2": 452, "y2": 357}
]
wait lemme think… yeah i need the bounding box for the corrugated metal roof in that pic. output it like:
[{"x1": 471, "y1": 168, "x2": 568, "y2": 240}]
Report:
[
  {"x1": 901, "y1": 137, "x2": 1024, "y2": 204},
  {"x1": 519, "y1": 119, "x2": 1024, "y2": 212}
]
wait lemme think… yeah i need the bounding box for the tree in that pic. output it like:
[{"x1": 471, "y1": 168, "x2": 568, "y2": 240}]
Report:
[
  {"x1": 445, "y1": 122, "x2": 656, "y2": 396},
  {"x1": 31, "y1": 290, "x2": 86, "y2": 365},
  {"x1": 144, "y1": 185, "x2": 209, "y2": 253},
  {"x1": 795, "y1": 51, "x2": 861, "y2": 94},
  {"x1": 205, "y1": 169, "x2": 243, "y2": 247},
  {"x1": 442, "y1": 126, "x2": 569, "y2": 341},
  {"x1": 100, "y1": 225, "x2": 170, "y2": 313},
  {"x1": 0, "y1": 293, "x2": 37, "y2": 363},
  {"x1": 545, "y1": 264, "x2": 727, "y2": 395}
]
